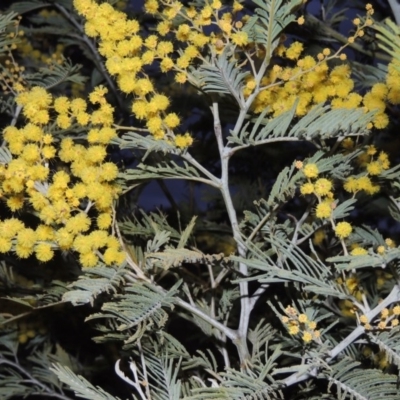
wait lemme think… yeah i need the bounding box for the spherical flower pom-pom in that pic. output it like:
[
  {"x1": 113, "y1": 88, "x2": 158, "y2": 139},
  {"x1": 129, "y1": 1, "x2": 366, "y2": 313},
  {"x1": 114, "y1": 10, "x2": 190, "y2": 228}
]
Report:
[
  {"x1": 315, "y1": 201, "x2": 332, "y2": 219},
  {"x1": 35, "y1": 243, "x2": 54, "y2": 262},
  {"x1": 300, "y1": 182, "x2": 314, "y2": 195},
  {"x1": 302, "y1": 331, "x2": 313, "y2": 343},
  {"x1": 303, "y1": 163, "x2": 319, "y2": 178},
  {"x1": 350, "y1": 247, "x2": 368, "y2": 256},
  {"x1": 314, "y1": 178, "x2": 332, "y2": 196},
  {"x1": 335, "y1": 221, "x2": 353, "y2": 239}
]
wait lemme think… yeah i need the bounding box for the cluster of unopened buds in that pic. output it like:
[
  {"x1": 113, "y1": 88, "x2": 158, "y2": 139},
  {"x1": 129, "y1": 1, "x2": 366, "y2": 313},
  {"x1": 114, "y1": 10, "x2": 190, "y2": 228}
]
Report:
[
  {"x1": 281, "y1": 306, "x2": 321, "y2": 343},
  {"x1": 359, "y1": 304, "x2": 400, "y2": 330}
]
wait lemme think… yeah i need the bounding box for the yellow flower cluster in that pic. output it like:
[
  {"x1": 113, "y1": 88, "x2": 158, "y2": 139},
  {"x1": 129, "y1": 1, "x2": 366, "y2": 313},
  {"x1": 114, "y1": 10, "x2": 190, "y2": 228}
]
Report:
[
  {"x1": 247, "y1": 5, "x2": 390, "y2": 129},
  {"x1": 73, "y1": 0, "x2": 193, "y2": 148},
  {"x1": 0, "y1": 85, "x2": 125, "y2": 267},
  {"x1": 17, "y1": 317, "x2": 47, "y2": 345},
  {"x1": 359, "y1": 304, "x2": 400, "y2": 331},
  {"x1": 281, "y1": 306, "x2": 320, "y2": 343},
  {"x1": 344, "y1": 145, "x2": 390, "y2": 195},
  {"x1": 299, "y1": 162, "x2": 336, "y2": 219},
  {"x1": 1, "y1": 18, "x2": 26, "y2": 94}
]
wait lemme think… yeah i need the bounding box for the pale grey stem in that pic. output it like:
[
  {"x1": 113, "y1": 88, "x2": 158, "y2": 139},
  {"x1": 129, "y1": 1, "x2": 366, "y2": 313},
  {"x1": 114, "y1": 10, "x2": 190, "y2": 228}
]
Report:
[
  {"x1": 175, "y1": 296, "x2": 237, "y2": 340},
  {"x1": 208, "y1": 262, "x2": 230, "y2": 368},
  {"x1": 388, "y1": 0, "x2": 400, "y2": 25},
  {"x1": 181, "y1": 152, "x2": 221, "y2": 187},
  {"x1": 115, "y1": 359, "x2": 148, "y2": 400},
  {"x1": 211, "y1": 102, "x2": 252, "y2": 367},
  {"x1": 137, "y1": 341, "x2": 151, "y2": 400}
]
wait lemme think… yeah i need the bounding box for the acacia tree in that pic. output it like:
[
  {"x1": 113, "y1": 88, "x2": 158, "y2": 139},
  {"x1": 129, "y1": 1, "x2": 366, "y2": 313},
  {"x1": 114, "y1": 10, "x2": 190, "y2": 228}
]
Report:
[{"x1": 2, "y1": 0, "x2": 400, "y2": 399}]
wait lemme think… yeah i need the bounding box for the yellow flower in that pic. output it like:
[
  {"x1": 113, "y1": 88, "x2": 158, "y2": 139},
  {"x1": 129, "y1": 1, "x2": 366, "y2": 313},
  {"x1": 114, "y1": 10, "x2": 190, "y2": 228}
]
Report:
[
  {"x1": 335, "y1": 221, "x2": 352, "y2": 239},
  {"x1": 176, "y1": 24, "x2": 191, "y2": 41},
  {"x1": 89, "y1": 85, "x2": 108, "y2": 104},
  {"x1": 300, "y1": 182, "x2": 314, "y2": 195},
  {"x1": 35, "y1": 243, "x2": 54, "y2": 262},
  {"x1": 315, "y1": 201, "x2": 332, "y2": 219},
  {"x1": 65, "y1": 213, "x2": 91, "y2": 234},
  {"x1": 381, "y1": 308, "x2": 389, "y2": 318},
  {"x1": 104, "y1": 247, "x2": 125, "y2": 265},
  {"x1": 147, "y1": 116, "x2": 163, "y2": 133},
  {"x1": 377, "y1": 245, "x2": 385, "y2": 255},
  {"x1": 15, "y1": 244, "x2": 33, "y2": 258},
  {"x1": 164, "y1": 113, "x2": 180, "y2": 128},
  {"x1": 88, "y1": 230, "x2": 109, "y2": 249},
  {"x1": 303, "y1": 163, "x2": 319, "y2": 178},
  {"x1": 393, "y1": 305, "x2": 400, "y2": 315},
  {"x1": 7, "y1": 196, "x2": 24, "y2": 211},
  {"x1": 0, "y1": 237, "x2": 12, "y2": 253},
  {"x1": 233, "y1": 1, "x2": 243, "y2": 12},
  {"x1": 314, "y1": 178, "x2": 332, "y2": 196},
  {"x1": 97, "y1": 213, "x2": 112, "y2": 229},
  {"x1": 231, "y1": 31, "x2": 248, "y2": 46},
  {"x1": 373, "y1": 113, "x2": 389, "y2": 129},
  {"x1": 21, "y1": 144, "x2": 40, "y2": 162},
  {"x1": 23, "y1": 124, "x2": 43, "y2": 142},
  {"x1": 144, "y1": 0, "x2": 158, "y2": 14},
  {"x1": 150, "y1": 94, "x2": 170, "y2": 111},
  {"x1": 286, "y1": 41, "x2": 303, "y2": 60},
  {"x1": 157, "y1": 41, "x2": 174, "y2": 56},
  {"x1": 36, "y1": 225, "x2": 54, "y2": 241},
  {"x1": 54, "y1": 97, "x2": 70, "y2": 113},
  {"x1": 360, "y1": 315, "x2": 368, "y2": 324},
  {"x1": 100, "y1": 162, "x2": 119, "y2": 181},
  {"x1": 17, "y1": 228, "x2": 36, "y2": 248},
  {"x1": 160, "y1": 57, "x2": 174, "y2": 72},
  {"x1": 351, "y1": 247, "x2": 368, "y2": 256},
  {"x1": 302, "y1": 331, "x2": 313, "y2": 343},
  {"x1": 288, "y1": 325, "x2": 299, "y2": 335},
  {"x1": 42, "y1": 145, "x2": 57, "y2": 159},
  {"x1": 132, "y1": 100, "x2": 148, "y2": 119},
  {"x1": 79, "y1": 251, "x2": 99, "y2": 268},
  {"x1": 174, "y1": 133, "x2": 193, "y2": 148},
  {"x1": 308, "y1": 321, "x2": 317, "y2": 330},
  {"x1": 56, "y1": 228, "x2": 74, "y2": 249},
  {"x1": 87, "y1": 145, "x2": 107, "y2": 164},
  {"x1": 298, "y1": 314, "x2": 308, "y2": 323},
  {"x1": 56, "y1": 114, "x2": 72, "y2": 129}
]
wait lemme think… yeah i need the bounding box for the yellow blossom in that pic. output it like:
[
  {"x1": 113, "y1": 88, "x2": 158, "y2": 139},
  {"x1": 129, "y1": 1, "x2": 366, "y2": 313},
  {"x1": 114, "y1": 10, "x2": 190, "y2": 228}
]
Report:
[
  {"x1": 174, "y1": 133, "x2": 193, "y2": 148},
  {"x1": 315, "y1": 201, "x2": 332, "y2": 219},
  {"x1": 314, "y1": 178, "x2": 332, "y2": 196},
  {"x1": 288, "y1": 325, "x2": 300, "y2": 335},
  {"x1": 302, "y1": 331, "x2": 313, "y2": 343},
  {"x1": 351, "y1": 247, "x2": 368, "y2": 256},
  {"x1": 335, "y1": 221, "x2": 352, "y2": 239},
  {"x1": 35, "y1": 243, "x2": 54, "y2": 262},
  {"x1": 300, "y1": 182, "x2": 314, "y2": 195},
  {"x1": 303, "y1": 163, "x2": 319, "y2": 178},
  {"x1": 298, "y1": 314, "x2": 308, "y2": 323}
]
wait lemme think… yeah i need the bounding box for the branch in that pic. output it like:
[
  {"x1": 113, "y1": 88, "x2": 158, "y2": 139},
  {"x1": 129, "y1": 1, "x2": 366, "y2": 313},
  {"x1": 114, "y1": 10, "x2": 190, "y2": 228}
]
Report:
[
  {"x1": 388, "y1": 0, "x2": 400, "y2": 26},
  {"x1": 211, "y1": 102, "x2": 252, "y2": 368},
  {"x1": 283, "y1": 284, "x2": 400, "y2": 387}
]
